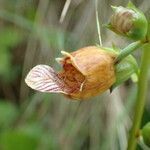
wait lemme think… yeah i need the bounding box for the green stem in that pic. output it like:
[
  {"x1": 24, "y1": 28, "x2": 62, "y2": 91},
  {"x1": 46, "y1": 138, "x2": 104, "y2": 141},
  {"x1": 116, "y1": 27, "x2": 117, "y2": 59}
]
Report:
[
  {"x1": 116, "y1": 41, "x2": 142, "y2": 63},
  {"x1": 127, "y1": 43, "x2": 150, "y2": 150}
]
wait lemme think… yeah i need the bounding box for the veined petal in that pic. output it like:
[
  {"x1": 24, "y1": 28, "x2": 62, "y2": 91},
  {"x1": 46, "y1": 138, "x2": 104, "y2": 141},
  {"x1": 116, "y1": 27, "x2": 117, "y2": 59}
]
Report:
[{"x1": 25, "y1": 65, "x2": 68, "y2": 94}]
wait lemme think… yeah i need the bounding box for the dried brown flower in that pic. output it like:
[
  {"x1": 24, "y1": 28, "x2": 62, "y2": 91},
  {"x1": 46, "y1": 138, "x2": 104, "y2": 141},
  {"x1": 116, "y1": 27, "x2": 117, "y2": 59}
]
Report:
[{"x1": 25, "y1": 46, "x2": 116, "y2": 100}]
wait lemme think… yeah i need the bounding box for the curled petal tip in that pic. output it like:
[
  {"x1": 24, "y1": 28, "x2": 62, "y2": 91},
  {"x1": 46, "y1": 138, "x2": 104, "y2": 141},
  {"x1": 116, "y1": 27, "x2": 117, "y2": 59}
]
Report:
[
  {"x1": 111, "y1": 5, "x2": 117, "y2": 11},
  {"x1": 61, "y1": 51, "x2": 72, "y2": 57},
  {"x1": 55, "y1": 57, "x2": 64, "y2": 64}
]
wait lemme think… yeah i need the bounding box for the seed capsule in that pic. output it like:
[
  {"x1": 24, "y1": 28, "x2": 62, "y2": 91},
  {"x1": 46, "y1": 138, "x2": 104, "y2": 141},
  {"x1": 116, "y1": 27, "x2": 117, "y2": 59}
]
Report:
[{"x1": 25, "y1": 46, "x2": 116, "y2": 100}]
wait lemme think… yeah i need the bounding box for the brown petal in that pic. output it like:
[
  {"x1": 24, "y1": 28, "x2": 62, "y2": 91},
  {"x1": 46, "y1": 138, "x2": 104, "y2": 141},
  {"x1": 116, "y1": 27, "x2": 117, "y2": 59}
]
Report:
[
  {"x1": 69, "y1": 46, "x2": 116, "y2": 76},
  {"x1": 25, "y1": 65, "x2": 69, "y2": 94}
]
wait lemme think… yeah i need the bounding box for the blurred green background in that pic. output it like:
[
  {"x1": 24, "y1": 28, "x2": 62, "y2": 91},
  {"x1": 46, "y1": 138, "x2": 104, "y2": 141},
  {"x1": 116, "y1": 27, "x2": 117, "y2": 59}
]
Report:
[{"x1": 0, "y1": 0, "x2": 149, "y2": 150}]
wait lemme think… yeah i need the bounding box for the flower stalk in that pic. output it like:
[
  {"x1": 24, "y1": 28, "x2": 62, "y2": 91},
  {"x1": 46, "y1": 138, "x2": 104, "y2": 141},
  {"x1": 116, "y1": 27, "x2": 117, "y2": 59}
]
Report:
[
  {"x1": 115, "y1": 41, "x2": 142, "y2": 63},
  {"x1": 127, "y1": 43, "x2": 150, "y2": 150}
]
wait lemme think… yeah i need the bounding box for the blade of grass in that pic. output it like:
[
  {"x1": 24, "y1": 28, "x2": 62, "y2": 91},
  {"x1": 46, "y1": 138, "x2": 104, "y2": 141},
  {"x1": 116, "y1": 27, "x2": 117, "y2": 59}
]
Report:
[
  {"x1": 95, "y1": 0, "x2": 102, "y2": 46},
  {"x1": 59, "y1": 0, "x2": 72, "y2": 23}
]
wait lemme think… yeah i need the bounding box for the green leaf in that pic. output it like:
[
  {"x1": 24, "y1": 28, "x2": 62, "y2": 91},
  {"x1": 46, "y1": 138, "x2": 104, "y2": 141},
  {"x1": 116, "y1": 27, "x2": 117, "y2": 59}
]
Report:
[
  {"x1": 0, "y1": 48, "x2": 11, "y2": 78},
  {"x1": 0, "y1": 101, "x2": 18, "y2": 128},
  {"x1": 0, "y1": 130, "x2": 39, "y2": 150},
  {"x1": 0, "y1": 123, "x2": 42, "y2": 150},
  {"x1": 0, "y1": 27, "x2": 22, "y2": 47},
  {"x1": 0, "y1": 27, "x2": 23, "y2": 82}
]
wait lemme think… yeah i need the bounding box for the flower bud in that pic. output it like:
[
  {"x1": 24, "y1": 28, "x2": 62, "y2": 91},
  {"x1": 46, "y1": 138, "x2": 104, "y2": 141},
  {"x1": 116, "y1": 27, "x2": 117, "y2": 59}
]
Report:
[
  {"x1": 25, "y1": 46, "x2": 117, "y2": 100},
  {"x1": 107, "y1": 2, "x2": 148, "y2": 40},
  {"x1": 142, "y1": 122, "x2": 150, "y2": 147}
]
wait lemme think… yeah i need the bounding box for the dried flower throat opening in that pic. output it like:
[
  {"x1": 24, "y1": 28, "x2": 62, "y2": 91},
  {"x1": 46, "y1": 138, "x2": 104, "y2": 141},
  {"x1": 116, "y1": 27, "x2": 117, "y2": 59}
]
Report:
[{"x1": 58, "y1": 57, "x2": 85, "y2": 94}]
